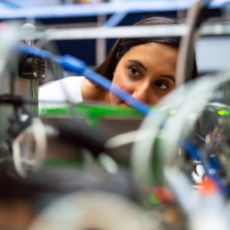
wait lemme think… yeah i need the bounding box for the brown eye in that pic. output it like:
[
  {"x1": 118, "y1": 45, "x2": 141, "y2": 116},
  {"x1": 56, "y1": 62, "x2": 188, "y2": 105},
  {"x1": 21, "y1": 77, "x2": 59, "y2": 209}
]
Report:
[
  {"x1": 155, "y1": 80, "x2": 169, "y2": 90},
  {"x1": 128, "y1": 66, "x2": 141, "y2": 78},
  {"x1": 128, "y1": 65, "x2": 141, "y2": 80}
]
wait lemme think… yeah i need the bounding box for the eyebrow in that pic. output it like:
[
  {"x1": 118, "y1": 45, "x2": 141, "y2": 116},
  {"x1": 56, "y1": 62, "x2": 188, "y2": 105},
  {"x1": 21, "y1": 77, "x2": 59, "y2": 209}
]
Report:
[
  {"x1": 160, "y1": 74, "x2": 176, "y2": 83},
  {"x1": 128, "y1": 59, "x2": 147, "y2": 71},
  {"x1": 128, "y1": 59, "x2": 176, "y2": 83}
]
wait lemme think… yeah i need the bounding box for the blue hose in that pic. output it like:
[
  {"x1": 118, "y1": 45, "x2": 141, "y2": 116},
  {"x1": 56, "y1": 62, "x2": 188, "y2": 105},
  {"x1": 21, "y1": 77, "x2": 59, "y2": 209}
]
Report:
[{"x1": 18, "y1": 44, "x2": 152, "y2": 115}]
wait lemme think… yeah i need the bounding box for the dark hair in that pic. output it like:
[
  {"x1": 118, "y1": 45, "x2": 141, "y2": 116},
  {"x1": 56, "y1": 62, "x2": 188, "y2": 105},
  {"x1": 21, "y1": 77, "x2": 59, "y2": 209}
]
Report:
[{"x1": 95, "y1": 16, "x2": 197, "y2": 81}]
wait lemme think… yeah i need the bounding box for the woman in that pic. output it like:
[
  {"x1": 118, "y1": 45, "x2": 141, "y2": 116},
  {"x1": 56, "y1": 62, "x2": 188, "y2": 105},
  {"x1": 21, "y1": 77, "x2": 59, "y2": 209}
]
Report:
[{"x1": 39, "y1": 16, "x2": 197, "y2": 108}]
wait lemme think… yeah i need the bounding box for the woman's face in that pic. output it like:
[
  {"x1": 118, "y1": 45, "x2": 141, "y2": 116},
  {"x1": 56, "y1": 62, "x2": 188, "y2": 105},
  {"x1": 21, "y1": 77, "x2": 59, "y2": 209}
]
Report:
[{"x1": 108, "y1": 42, "x2": 178, "y2": 106}]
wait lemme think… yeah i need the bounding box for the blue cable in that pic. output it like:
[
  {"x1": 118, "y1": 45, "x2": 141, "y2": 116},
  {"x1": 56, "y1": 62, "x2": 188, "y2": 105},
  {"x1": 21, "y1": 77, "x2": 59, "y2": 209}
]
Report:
[
  {"x1": 181, "y1": 141, "x2": 202, "y2": 162},
  {"x1": 182, "y1": 140, "x2": 230, "y2": 197},
  {"x1": 18, "y1": 44, "x2": 155, "y2": 116},
  {"x1": 83, "y1": 68, "x2": 151, "y2": 115}
]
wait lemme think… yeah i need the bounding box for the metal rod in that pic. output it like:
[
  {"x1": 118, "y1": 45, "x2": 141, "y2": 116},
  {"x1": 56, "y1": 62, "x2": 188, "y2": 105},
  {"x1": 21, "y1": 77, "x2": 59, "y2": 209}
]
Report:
[
  {"x1": 0, "y1": 0, "x2": 227, "y2": 19},
  {"x1": 21, "y1": 23, "x2": 230, "y2": 41}
]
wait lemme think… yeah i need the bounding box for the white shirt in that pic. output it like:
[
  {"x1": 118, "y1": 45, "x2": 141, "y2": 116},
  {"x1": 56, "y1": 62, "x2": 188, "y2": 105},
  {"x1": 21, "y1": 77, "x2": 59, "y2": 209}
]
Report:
[{"x1": 39, "y1": 76, "x2": 84, "y2": 112}]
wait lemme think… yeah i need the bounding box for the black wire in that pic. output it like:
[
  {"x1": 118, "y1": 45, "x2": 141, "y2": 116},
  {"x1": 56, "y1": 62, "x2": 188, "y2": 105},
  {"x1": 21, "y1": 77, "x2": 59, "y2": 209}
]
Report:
[
  {"x1": 195, "y1": 0, "x2": 213, "y2": 28},
  {"x1": 0, "y1": 94, "x2": 84, "y2": 107}
]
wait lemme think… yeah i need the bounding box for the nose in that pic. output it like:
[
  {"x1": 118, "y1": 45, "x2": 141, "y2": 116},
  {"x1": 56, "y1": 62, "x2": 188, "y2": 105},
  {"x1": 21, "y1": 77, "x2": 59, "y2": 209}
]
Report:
[{"x1": 132, "y1": 82, "x2": 150, "y2": 104}]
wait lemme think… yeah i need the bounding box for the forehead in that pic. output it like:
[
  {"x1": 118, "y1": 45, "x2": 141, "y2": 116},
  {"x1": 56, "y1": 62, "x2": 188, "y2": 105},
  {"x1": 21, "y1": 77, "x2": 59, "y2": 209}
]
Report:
[{"x1": 123, "y1": 42, "x2": 178, "y2": 61}]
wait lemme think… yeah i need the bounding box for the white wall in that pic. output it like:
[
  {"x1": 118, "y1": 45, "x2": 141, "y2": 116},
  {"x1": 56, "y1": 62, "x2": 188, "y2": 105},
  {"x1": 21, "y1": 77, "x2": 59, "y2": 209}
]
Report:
[{"x1": 196, "y1": 37, "x2": 230, "y2": 73}]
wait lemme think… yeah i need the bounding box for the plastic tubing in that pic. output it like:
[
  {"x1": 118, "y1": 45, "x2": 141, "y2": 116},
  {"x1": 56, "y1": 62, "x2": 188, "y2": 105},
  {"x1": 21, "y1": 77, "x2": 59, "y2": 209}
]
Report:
[{"x1": 131, "y1": 69, "x2": 230, "y2": 195}]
